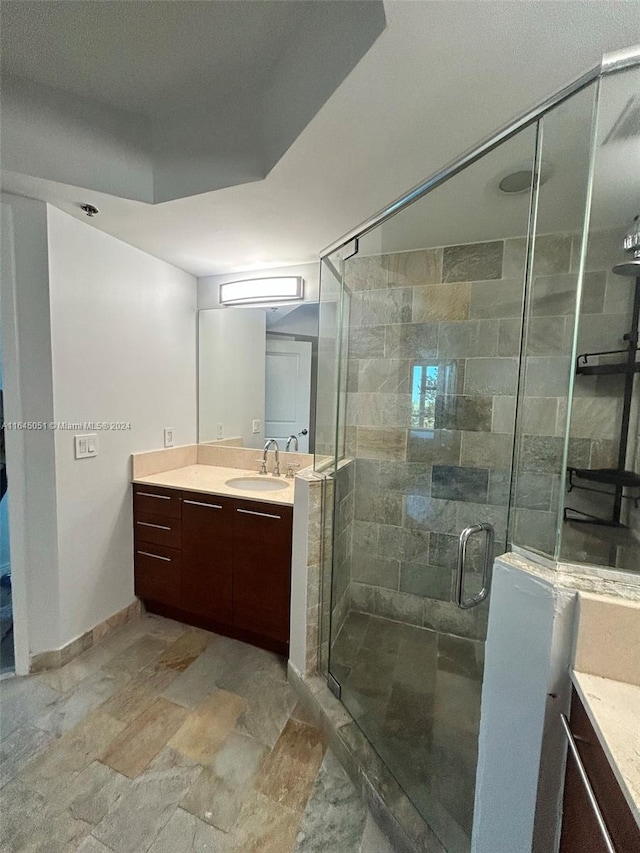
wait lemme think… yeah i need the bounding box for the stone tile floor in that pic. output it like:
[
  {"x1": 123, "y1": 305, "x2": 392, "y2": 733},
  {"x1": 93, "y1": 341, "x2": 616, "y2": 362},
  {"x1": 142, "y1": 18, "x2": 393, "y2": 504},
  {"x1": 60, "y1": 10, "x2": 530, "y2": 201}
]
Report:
[
  {"x1": 331, "y1": 612, "x2": 484, "y2": 853},
  {"x1": 0, "y1": 611, "x2": 396, "y2": 853}
]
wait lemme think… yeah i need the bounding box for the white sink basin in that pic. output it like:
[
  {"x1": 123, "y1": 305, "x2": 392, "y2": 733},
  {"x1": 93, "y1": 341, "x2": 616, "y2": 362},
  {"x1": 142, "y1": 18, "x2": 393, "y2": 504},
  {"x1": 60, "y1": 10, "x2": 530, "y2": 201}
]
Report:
[{"x1": 225, "y1": 476, "x2": 289, "y2": 492}]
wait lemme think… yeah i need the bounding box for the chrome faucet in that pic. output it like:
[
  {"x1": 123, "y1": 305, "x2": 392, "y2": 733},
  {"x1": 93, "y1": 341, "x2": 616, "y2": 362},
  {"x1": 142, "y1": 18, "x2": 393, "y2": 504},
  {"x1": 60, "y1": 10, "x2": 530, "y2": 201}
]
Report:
[
  {"x1": 285, "y1": 434, "x2": 299, "y2": 452},
  {"x1": 262, "y1": 439, "x2": 280, "y2": 476}
]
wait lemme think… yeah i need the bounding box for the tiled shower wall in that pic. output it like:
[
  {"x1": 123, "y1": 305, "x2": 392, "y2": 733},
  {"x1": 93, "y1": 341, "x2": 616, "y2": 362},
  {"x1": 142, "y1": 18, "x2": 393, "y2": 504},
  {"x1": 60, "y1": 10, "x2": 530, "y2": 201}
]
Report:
[
  {"x1": 333, "y1": 230, "x2": 639, "y2": 643},
  {"x1": 341, "y1": 236, "x2": 530, "y2": 642},
  {"x1": 513, "y1": 227, "x2": 639, "y2": 566},
  {"x1": 558, "y1": 229, "x2": 640, "y2": 567}
]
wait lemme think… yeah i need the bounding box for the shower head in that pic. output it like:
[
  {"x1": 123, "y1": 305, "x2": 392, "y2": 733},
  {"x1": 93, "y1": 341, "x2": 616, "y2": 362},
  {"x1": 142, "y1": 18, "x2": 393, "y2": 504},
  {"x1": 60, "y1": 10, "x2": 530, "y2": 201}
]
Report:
[
  {"x1": 613, "y1": 259, "x2": 640, "y2": 277},
  {"x1": 612, "y1": 215, "x2": 640, "y2": 277}
]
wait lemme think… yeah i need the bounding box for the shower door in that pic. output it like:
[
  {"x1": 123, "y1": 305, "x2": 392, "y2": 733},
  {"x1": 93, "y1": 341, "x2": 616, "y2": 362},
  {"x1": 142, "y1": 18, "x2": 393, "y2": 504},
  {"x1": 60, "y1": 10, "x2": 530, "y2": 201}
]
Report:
[{"x1": 326, "y1": 125, "x2": 539, "y2": 852}]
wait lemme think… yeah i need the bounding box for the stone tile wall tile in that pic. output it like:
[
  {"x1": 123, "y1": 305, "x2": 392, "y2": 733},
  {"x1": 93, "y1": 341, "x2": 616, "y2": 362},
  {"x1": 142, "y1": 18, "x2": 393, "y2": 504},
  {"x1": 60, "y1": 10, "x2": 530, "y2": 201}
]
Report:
[
  {"x1": 469, "y1": 279, "x2": 523, "y2": 319},
  {"x1": 463, "y1": 357, "x2": 518, "y2": 396},
  {"x1": 434, "y1": 395, "x2": 493, "y2": 432},
  {"x1": 431, "y1": 465, "x2": 489, "y2": 503},
  {"x1": 378, "y1": 461, "x2": 432, "y2": 496},
  {"x1": 443, "y1": 242, "x2": 503, "y2": 283},
  {"x1": 460, "y1": 431, "x2": 513, "y2": 469},
  {"x1": 356, "y1": 427, "x2": 407, "y2": 461},
  {"x1": 406, "y1": 429, "x2": 461, "y2": 465},
  {"x1": 357, "y1": 358, "x2": 412, "y2": 394},
  {"x1": 385, "y1": 249, "x2": 443, "y2": 287},
  {"x1": 350, "y1": 289, "x2": 413, "y2": 327},
  {"x1": 437, "y1": 320, "x2": 499, "y2": 359},
  {"x1": 413, "y1": 284, "x2": 470, "y2": 322},
  {"x1": 384, "y1": 323, "x2": 439, "y2": 359},
  {"x1": 491, "y1": 396, "x2": 516, "y2": 434}
]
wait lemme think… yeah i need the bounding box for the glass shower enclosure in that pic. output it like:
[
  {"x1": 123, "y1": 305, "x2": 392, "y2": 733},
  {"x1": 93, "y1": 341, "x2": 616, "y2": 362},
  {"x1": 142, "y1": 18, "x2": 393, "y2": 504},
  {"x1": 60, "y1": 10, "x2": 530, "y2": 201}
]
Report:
[{"x1": 314, "y1": 49, "x2": 639, "y2": 853}]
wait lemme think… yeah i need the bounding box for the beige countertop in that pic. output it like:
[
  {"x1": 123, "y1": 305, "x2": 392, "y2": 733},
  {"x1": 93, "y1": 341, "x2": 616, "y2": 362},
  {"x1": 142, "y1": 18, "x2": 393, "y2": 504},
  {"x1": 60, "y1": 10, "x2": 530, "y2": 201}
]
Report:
[
  {"x1": 571, "y1": 670, "x2": 640, "y2": 827},
  {"x1": 133, "y1": 464, "x2": 295, "y2": 506}
]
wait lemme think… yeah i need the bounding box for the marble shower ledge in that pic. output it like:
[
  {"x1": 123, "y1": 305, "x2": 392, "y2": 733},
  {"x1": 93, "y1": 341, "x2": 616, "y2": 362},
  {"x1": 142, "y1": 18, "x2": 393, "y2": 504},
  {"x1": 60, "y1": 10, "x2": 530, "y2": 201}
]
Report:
[
  {"x1": 501, "y1": 551, "x2": 640, "y2": 601},
  {"x1": 571, "y1": 671, "x2": 640, "y2": 828}
]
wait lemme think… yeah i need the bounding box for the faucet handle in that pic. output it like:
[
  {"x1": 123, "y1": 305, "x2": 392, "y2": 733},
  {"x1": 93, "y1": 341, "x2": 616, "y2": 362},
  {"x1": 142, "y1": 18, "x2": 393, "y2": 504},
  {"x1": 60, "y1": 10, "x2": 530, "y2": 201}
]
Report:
[
  {"x1": 286, "y1": 462, "x2": 301, "y2": 479},
  {"x1": 255, "y1": 458, "x2": 268, "y2": 475}
]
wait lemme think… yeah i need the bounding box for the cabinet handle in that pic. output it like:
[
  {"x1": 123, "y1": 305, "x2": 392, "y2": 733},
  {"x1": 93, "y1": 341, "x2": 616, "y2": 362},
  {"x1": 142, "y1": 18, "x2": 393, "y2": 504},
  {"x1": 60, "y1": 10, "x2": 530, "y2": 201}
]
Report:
[
  {"x1": 137, "y1": 491, "x2": 172, "y2": 500},
  {"x1": 136, "y1": 550, "x2": 171, "y2": 562},
  {"x1": 183, "y1": 499, "x2": 222, "y2": 509},
  {"x1": 237, "y1": 508, "x2": 281, "y2": 520},
  {"x1": 560, "y1": 714, "x2": 616, "y2": 853},
  {"x1": 137, "y1": 521, "x2": 172, "y2": 531}
]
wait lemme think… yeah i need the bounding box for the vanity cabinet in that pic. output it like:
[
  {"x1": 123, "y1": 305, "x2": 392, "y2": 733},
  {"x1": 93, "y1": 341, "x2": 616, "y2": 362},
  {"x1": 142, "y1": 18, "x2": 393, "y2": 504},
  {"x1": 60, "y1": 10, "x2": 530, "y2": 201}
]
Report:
[
  {"x1": 560, "y1": 687, "x2": 639, "y2": 853},
  {"x1": 181, "y1": 491, "x2": 233, "y2": 624},
  {"x1": 132, "y1": 483, "x2": 293, "y2": 654},
  {"x1": 232, "y1": 499, "x2": 293, "y2": 645},
  {"x1": 133, "y1": 485, "x2": 182, "y2": 608}
]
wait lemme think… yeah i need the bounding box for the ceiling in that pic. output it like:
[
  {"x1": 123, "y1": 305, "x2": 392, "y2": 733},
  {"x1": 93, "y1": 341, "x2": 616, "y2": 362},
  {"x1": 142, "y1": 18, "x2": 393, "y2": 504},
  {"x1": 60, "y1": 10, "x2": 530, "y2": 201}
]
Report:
[
  {"x1": 2, "y1": 1, "x2": 640, "y2": 276},
  {"x1": 1, "y1": 1, "x2": 386, "y2": 202},
  {"x1": 1, "y1": 1, "x2": 309, "y2": 116}
]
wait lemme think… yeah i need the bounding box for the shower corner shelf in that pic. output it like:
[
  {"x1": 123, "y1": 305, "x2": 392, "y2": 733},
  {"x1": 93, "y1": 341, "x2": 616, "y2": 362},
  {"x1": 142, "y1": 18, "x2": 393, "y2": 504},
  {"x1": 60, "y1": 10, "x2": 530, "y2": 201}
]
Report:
[
  {"x1": 575, "y1": 358, "x2": 640, "y2": 376},
  {"x1": 566, "y1": 466, "x2": 640, "y2": 491},
  {"x1": 567, "y1": 269, "x2": 640, "y2": 529},
  {"x1": 564, "y1": 467, "x2": 640, "y2": 527}
]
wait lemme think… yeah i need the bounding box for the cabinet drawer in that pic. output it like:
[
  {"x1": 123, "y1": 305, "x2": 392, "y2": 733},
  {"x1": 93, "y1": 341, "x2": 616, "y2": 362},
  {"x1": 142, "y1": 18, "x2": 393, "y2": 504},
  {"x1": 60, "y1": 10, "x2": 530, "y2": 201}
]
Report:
[
  {"x1": 133, "y1": 484, "x2": 181, "y2": 520},
  {"x1": 135, "y1": 511, "x2": 181, "y2": 549},
  {"x1": 134, "y1": 544, "x2": 181, "y2": 607}
]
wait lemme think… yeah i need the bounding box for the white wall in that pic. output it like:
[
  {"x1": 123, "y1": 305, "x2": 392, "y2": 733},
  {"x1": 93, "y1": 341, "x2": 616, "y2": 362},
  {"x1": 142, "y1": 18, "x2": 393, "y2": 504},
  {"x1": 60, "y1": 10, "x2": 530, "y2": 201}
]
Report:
[
  {"x1": 198, "y1": 308, "x2": 266, "y2": 448},
  {"x1": 0, "y1": 348, "x2": 10, "y2": 575},
  {"x1": 198, "y1": 262, "x2": 320, "y2": 310},
  {"x1": 473, "y1": 557, "x2": 576, "y2": 853},
  {"x1": 47, "y1": 207, "x2": 197, "y2": 647},
  {"x1": 1, "y1": 194, "x2": 61, "y2": 661}
]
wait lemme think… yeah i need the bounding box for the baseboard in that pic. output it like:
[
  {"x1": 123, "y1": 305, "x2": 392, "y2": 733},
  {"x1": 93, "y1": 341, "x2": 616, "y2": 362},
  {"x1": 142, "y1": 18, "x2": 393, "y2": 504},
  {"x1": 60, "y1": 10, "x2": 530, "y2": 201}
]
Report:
[{"x1": 29, "y1": 599, "x2": 142, "y2": 673}]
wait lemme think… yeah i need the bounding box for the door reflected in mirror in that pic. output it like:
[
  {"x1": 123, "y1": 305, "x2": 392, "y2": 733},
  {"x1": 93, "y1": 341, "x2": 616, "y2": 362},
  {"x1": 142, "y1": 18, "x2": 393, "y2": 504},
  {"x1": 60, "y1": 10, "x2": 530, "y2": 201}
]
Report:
[{"x1": 198, "y1": 303, "x2": 319, "y2": 452}]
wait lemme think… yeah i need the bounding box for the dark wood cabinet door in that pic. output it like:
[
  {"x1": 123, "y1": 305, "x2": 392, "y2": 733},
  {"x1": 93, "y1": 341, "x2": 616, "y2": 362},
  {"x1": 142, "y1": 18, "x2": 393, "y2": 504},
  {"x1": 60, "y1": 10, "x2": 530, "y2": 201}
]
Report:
[
  {"x1": 181, "y1": 491, "x2": 233, "y2": 625},
  {"x1": 560, "y1": 688, "x2": 640, "y2": 853},
  {"x1": 134, "y1": 543, "x2": 181, "y2": 608},
  {"x1": 231, "y1": 499, "x2": 293, "y2": 645}
]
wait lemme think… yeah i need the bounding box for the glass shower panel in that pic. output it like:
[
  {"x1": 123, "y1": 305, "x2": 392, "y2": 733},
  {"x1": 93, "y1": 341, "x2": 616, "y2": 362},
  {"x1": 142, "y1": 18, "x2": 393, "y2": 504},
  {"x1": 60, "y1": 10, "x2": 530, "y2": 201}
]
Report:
[
  {"x1": 316, "y1": 250, "x2": 351, "y2": 675},
  {"x1": 315, "y1": 252, "x2": 344, "y2": 468},
  {"x1": 510, "y1": 82, "x2": 598, "y2": 560},
  {"x1": 327, "y1": 125, "x2": 537, "y2": 852},
  {"x1": 560, "y1": 65, "x2": 640, "y2": 571}
]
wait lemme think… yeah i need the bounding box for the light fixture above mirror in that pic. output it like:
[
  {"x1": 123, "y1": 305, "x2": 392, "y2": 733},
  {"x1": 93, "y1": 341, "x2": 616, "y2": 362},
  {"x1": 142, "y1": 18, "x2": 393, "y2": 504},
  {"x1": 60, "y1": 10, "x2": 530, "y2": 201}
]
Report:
[{"x1": 219, "y1": 276, "x2": 304, "y2": 306}]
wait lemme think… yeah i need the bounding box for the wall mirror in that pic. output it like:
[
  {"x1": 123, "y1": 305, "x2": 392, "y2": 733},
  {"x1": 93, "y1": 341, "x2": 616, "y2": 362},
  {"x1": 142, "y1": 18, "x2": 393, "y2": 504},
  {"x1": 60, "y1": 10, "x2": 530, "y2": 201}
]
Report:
[{"x1": 198, "y1": 303, "x2": 319, "y2": 452}]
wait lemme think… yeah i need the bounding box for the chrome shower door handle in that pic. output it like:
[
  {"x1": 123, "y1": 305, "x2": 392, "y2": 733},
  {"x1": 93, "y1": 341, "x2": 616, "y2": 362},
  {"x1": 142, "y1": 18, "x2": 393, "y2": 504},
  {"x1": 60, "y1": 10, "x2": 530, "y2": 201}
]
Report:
[{"x1": 455, "y1": 522, "x2": 495, "y2": 609}]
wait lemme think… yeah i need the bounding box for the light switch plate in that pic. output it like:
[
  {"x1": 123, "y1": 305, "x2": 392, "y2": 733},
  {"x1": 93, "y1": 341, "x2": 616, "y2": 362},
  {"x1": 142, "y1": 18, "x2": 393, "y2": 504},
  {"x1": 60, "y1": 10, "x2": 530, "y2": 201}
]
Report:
[
  {"x1": 75, "y1": 434, "x2": 98, "y2": 459},
  {"x1": 252, "y1": 419, "x2": 262, "y2": 434},
  {"x1": 164, "y1": 427, "x2": 174, "y2": 447}
]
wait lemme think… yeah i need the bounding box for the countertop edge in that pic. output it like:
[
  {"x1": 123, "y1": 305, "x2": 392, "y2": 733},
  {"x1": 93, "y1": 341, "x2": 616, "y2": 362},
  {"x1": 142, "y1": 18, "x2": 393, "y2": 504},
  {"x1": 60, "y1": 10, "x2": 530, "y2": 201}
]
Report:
[
  {"x1": 132, "y1": 466, "x2": 295, "y2": 508},
  {"x1": 570, "y1": 670, "x2": 640, "y2": 828}
]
